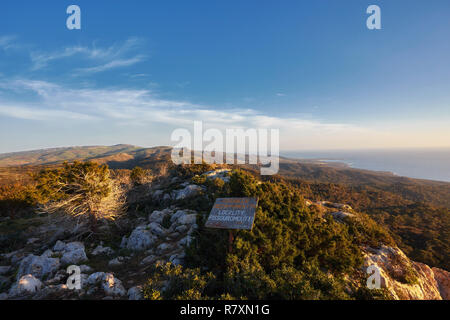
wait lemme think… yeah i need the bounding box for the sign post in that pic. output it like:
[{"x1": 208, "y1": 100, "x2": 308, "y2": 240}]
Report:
[{"x1": 205, "y1": 197, "x2": 258, "y2": 253}]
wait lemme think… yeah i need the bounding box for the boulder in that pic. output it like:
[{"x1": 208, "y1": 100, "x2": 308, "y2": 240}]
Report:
[
  {"x1": 86, "y1": 272, "x2": 126, "y2": 297},
  {"x1": 157, "y1": 242, "x2": 173, "y2": 253},
  {"x1": 171, "y1": 185, "x2": 203, "y2": 200},
  {"x1": 330, "y1": 211, "x2": 355, "y2": 221},
  {"x1": 61, "y1": 242, "x2": 88, "y2": 265},
  {"x1": 108, "y1": 257, "x2": 126, "y2": 267},
  {"x1": 432, "y1": 267, "x2": 450, "y2": 300},
  {"x1": 125, "y1": 226, "x2": 157, "y2": 251},
  {"x1": 178, "y1": 235, "x2": 193, "y2": 247},
  {"x1": 203, "y1": 169, "x2": 231, "y2": 182},
  {"x1": 9, "y1": 275, "x2": 42, "y2": 296},
  {"x1": 363, "y1": 246, "x2": 443, "y2": 300},
  {"x1": 128, "y1": 286, "x2": 143, "y2": 300},
  {"x1": 170, "y1": 210, "x2": 187, "y2": 223},
  {"x1": 17, "y1": 254, "x2": 60, "y2": 280},
  {"x1": 87, "y1": 272, "x2": 106, "y2": 285},
  {"x1": 174, "y1": 225, "x2": 188, "y2": 233},
  {"x1": 148, "y1": 209, "x2": 171, "y2": 224},
  {"x1": 91, "y1": 245, "x2": 115, "y2": 256},
  {"x1": 148, "y1": 222, "x2": 165, "y2": 236},
  {"x1": 53, "y1": 240, "x2": 66, "y2": 252},
  {"x1": 80, "y1": 265, "x2": 93, "y2": 274},
  {"x1": 102, "y1": 273, "x2": 126, "y2": 297},
  {"x1": 178, "y1": 214, "x2": 197, "y2": 225}
]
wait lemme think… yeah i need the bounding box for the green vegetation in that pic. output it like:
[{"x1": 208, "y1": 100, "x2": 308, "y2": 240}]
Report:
[
  {"x1": 144, "y1": 170, "x2": 395, "y2": 300},
  {"x1": 130, "y1": 166, "x2": 152, "y2": 185},
  {"x1": 33, "y1": 161, "x2": 125, "y2": 224},
  {"x1": 283, "y1": 177, "x2": 450, "y2": 270}
]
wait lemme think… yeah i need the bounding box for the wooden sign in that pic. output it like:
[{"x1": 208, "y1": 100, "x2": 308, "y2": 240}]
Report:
[{"x1": 205, "y1": 198, "x2": 258, "y2": 230}]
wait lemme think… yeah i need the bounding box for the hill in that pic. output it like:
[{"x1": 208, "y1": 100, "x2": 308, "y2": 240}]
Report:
[
  {"x1": 0, "y1": 145, "x2": 448, "y2": 270},
  {"x1": 0, "y1": 165, "x2": 448, "y2": 300}
]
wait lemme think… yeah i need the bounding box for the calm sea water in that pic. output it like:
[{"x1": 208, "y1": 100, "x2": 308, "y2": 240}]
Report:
[{"x1": 282, "y1": 148, "x2": 450, "y2": 182}]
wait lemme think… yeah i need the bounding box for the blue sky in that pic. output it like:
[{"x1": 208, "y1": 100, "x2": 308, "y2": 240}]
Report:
[{"x1": 0, "y1": 0, "x2": 449, "y2": 153}]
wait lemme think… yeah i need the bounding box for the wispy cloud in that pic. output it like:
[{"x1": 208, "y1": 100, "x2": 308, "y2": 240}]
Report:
[
  {"x1": 0, "y1": 79, "x2": 378, "y2": 149},
  {"x1": 0, "y1": 35, "x2": 17, "y2": 51},
  {"x1": 29, "y1": 37, "x2": 147, "y2": 72},
  {"x1": 74, "y1": 55, "x2": 146, "y2": 74}
]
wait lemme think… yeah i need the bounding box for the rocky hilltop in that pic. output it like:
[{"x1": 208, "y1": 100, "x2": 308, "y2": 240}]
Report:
[{"x1": 0, "y1": 166, "x2": 448, "y2": 300}]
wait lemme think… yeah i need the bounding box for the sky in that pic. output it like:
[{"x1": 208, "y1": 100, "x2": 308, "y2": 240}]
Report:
[{"x1": 0, "y1": 0, "x2": 449, "y2": 153}]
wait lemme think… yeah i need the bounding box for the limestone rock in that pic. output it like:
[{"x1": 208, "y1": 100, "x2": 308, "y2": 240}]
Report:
[
  {"x1": 125, "y1": 226, "x2": 157, "y2": 251},
  {"x1": 363, "y1": 246, "x2": 444, "y2": 300},
  {"x1": 148, "y1": 222, "x2": 165, "y2": 236},
  {"x1": 148, "y1": 209, "x2": 171, "y2": 224},
  {"x1": 17, "y1": 254, "x2": 60, "y2": 280},
  {"x1": 128, "y1": 286, "x2": 143, "y2": 300},
  {"x1": 53, "y1": 240, "x2": 66, "y2": 252},
  {"x1": 9, "y1": 275, "x2": 42, "y2": 296},
  {"x1": 91, "y1": 245, "x2": 115, "y2": 256},
  {"x1": 108, "y1": 256, "x2": 127, "y2": 267},
  {"x1": 432, "y1": 267, "x2": 450, "y2": 300},
  {"x1": 102, "y1": 273, "x2": 126, "y2": 297},
  {"x1": 330, "y1": 211, "x2": 355, "y2": 221},
  {"x1": 178, "y1": 235, "x2": 193, "y2": 247},
  {"x1": 87, "y1": 272, "x2": 106, "y2": 285},
  {"x1": 203, "y1": 169, "x2": 231, "y2": 182},
  {"x1": 61, "y1": 242, "x2": 88, "y2": 265},
  {"x1": 171, "y1": 185, "x2": 203, "y2": 200},
  {"x1": 177, "y1": 214, "x2": 197, "y2": 225},
  {"x1": 86, "y1": 272, "x2": 126, "y2": 296}
]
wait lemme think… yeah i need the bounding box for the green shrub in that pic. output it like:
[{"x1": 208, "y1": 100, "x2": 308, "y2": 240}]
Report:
[
  {"x1": 34, "y1": 161, "x2": 125, "y2": 224},
  {"x1": 130, "y1": 166, "x2": 151, "y2": 185}
]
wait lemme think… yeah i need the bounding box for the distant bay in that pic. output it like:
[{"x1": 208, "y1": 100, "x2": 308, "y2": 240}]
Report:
[{"x1": 282, "y1": 148, "x2": 450, "y2": 182}]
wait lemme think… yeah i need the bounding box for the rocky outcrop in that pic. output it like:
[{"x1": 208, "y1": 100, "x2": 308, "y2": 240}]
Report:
[
  {"x1": 121, "y1": 226, "x2": 158, "y2": 251},
  {"x1": 16, "y1": 254, "x2": 60, "y2": 280},
  {"x1": 432, "y1": 267, "x2": 450, "y2": 299},
  {"x1": 363, "y1": 245, "x2": 449, "y2": 300},
  {"x1": 53, "y1": 241, "x2": 88, "y2": 265},
  {"x1": 9, "y1": 275, "x2": 43, "y2": 297},
  {"x1": 330, "y1": 211, "x2": 355, "y2": 221},
  {"x1": 87, "y1": 272, "x2": 126, "y2": 297},
  {"x1": 171, "y1": 185, "x2": 204, "y2": 200},
  {"x1": 91, "y1": 245, "x2": 115, "y2": 256},
  {"x1": 127, "y1": 286, "x2": 143, "y2": 300},
  {"x1": 203, "y1": 169, "x2": 231, "y2": 182}
]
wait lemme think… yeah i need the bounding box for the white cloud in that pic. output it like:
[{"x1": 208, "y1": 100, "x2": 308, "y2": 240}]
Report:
[
  {"x1": 74, "y1": 55, "x2": 146, "y2": 74},
  {"x1": 29, "y1": 37, "x2": 146, "y2": 72},
  {"x1": 0, "y1": 35, "x2": 17, "y2": 51},
  {"x1": 0, "y1": 79, "x2": 379, "y2": 150}
]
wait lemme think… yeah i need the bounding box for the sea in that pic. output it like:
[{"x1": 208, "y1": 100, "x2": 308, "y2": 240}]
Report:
[{"x1": 282, "y1": 148, "x2": 450, "y2": 183}]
